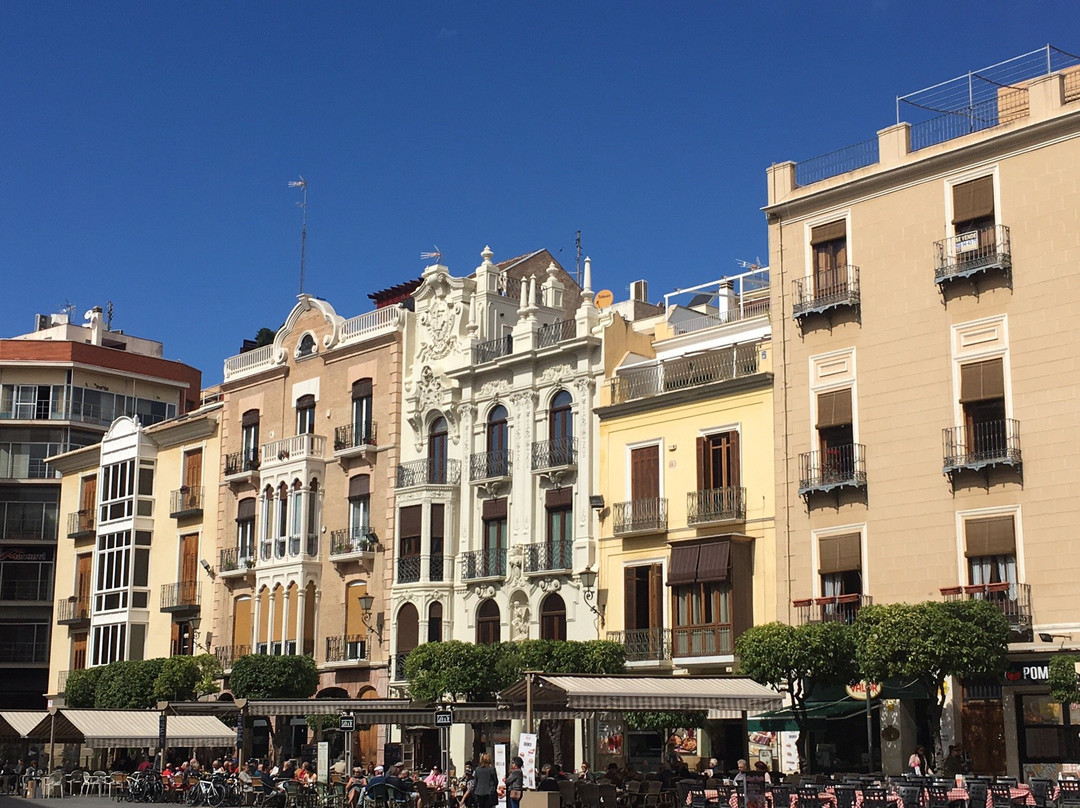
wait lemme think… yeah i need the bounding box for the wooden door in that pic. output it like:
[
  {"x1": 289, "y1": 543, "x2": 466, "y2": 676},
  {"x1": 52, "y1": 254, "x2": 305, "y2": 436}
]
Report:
[
  {"x1": 183, "y1": 449, "x2": 202, "y2": 509},
  {"x1": 76, "y1": 555, "x2": 92, "y2": 606},
  {"x1": 79, "y1": 475, "x2": 97, "y2": 530},
  {"x1": 700, "y1": 431, "x2": 740, "y2": 489},
  {"x1": 962, "y1": 700, "x2": 1006, "y2": 775},
  {"x1": 630, "y1": 445, "x2": 659, "y2": 500},
  {"x1": 233, "y1": 596, "x2": 252, "y2": 652},
  {"x1": 72, "y1": 634, "x2": 87, "y2": 670},
  {"x1": 180, "y1": 534, "x2": 199, "y2": 583}
]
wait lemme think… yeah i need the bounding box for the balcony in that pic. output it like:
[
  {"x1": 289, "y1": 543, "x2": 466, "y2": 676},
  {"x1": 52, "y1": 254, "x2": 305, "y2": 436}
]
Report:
[
  {"x1": 0, "y1": 443, "x2": 64, "y2": 479},
  {"x1": 56, "y1": 598, "x2": 91, "y2": 627},
  {"x1": 673, "y1": 625, "x2": 733, "y2": 659},
  {"x1": 395, "y1": 458, "x2": 461, "y2": 488},
  {"x1": 607, "y1": 628, "x2": 672, "y2": 664},
  {"x1": 935, "y1": 224, "x2": 1011, "y2": 287},
  {"x1": 325, "y1": 634, "x2": 370, "y2": 664},
  {"x1": 793, "y1": 594, "x2": 872, "y2": 625},
  {"x1": 333, "y1": 422, "x2": 378, "y2": 458},
  {"x1": 170, "y1": 486, "x2": 204, "y2": 519},
  {"x1": 397, "y1": 555, "x2": 421, "y2": 584},
  {"x1": 462, "y1": 548, "x2": 507, "y2": 581},
  {"x1": 943, "y1": 419, "x2": 1022, "y2": 476},
  {"x1": 261, "y1": 433, "x2": 327, "y2": 466},
  {"x1": 160, "y1": 581, "x2": 200, "y2": 613},
  {"x1": 218, "y1": 547, "x2": 255, "y2": 576},
  {"x1": 798, "y1": 444, "x2": 867, "y2": 498},
  {"x1": 686, "y1": 487, "x2": 746, "y2": 525},
  {"x1": 429, "y1": 555, "x2": 449, "y2": 583},
  {"x1": 224, "y1": 449, "x2": 260, "y2": 482},
  {"x1": 531, "y1": 438, "x2": 577, "y2": 472},
  {"x1": 792, "y1": 266, "x2": 860, "y2": 321},
  {"x1": 609, "y1": 344, "x2": 761, "y2": 405},
  {"x1": 66, "y1": 510, "x2": 95, "y2": 539},
  {"x1": 470, "y1": 450, "x2": 511, "y2": 482},
  {"x1": 536, "y1": 319, "x2": 577, "y2": 349},
  {"x1": 214, "y1": 645, "x2": 250, "y2": 671},
  {"x1": 390, "y1": 653, "x2": 409, "y2": 682},
  {"x1": 473, "y1": 334, "x2": 513, "y2": 365},
  {"x1": 612, "y1": 497, "x2": 668, "y2": 537},
  {"x1": 940, "y1": 582, "x2": 1032, "y2": 630},
  {"x1": 329, "y1": 527, "x2": 377, "y2": 561},
  {"x1": 524, "y1": 542, "x2": 573, "y2": 574}
]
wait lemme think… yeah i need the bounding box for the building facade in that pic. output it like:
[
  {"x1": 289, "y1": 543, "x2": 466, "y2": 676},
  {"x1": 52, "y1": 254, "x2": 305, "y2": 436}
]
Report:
[
  {"x1": 0, "y1": 310, "x2": 200, "y2": 707},
  {"x1": 766, "y1": 59, "x2": 1080, "y2": 777}
]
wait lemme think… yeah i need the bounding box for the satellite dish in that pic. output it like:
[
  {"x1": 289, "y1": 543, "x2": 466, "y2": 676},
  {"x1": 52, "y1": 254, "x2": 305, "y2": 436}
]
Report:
[{"x1": 594, "y1": 289, "x2": 613, "y2": 309}]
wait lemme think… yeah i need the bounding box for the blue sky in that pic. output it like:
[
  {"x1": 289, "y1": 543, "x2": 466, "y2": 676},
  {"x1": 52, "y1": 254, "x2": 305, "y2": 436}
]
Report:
[{"x1": 0, "y1": 2, "x2": 1073, "y2": 384}]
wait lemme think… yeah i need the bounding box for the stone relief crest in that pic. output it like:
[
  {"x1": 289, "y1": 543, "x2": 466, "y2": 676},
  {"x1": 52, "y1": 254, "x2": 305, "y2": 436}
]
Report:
[{"x1": 418, "y1": 283, "x2": 458, "y2": 361}]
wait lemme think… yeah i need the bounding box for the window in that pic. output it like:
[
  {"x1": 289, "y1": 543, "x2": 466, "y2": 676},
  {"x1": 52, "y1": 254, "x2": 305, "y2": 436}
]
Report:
[
  {"x1": 816, "y1": 388, "x2": 855, "y2": 475},
  {"x1": 275, "y1": 483, "x2": 288, "y2": 557},
  {"x1": 0, "y1": 556, "x2": 52, "y2": 601},
  {"x1": 477, "y1": 599, "x2": 501, "y2": 644},
  {"x1": 669, "y1": 541, "x2": 732, "y2": 657},
  {"x1": 95, "y1": 530, "x2": 132, "y2": 612},
  {"x1": 430, "y1": 504, "x2": 445, "y2": 582},
  {"x1": 428, "y1": 602, "x2": 443, "y2": 643},
  {"x1": 965, "y1": 515, "x2": 1017, "y2": 591},
  {"x1": 550, "y1": 391, "x2": 573, "y2": 442},
  {"x1": 487, "y1": 405, "x2": 509, "y2": 475},
  {"x1": 959, "y1": 358, "x2": 1007, "y2": 457},
  {"x1": 952, "y1": 175, "x2": 997, "y2": 252},
  {"x1": 297, "y1": 333, "x2": 316, "y2": 358},
  {"x1": 92, "y1": 623, "x2": 126, "y2": 666},
  {"x1": 306, "y1": 479, "x2": 319, "y2": 555},
  {"x1": 811, "y1": 220, "x2": 848, "y2": 297},
  {"x1": 818, "y1": 533, "x2": 863, "y2": 597},
  {"x1": 698, "y1": 431, "x2": 739, "y2": 490},
  {"x1": 296, "y1": 394, "x2": 316, "y2": 435},
  {"x1": 624, "y1": 564, "x2": 663, "y2": 631},
  {"x1": 100, "y1": 459, "x2": 134, "y2": 522},
  {"x1": 540, "y1": 593, "x2": 567, "y2": 640},
  {"x1": 236, "y1": 498, "x2": 256, "y2": 560},
  {"x1": 546, "y1": 487, "x2": 573, "y2": 570},
  {"x1": 428, "y1": 416, "x2": 448, "y2": 483},
  {"x1": 398, "y1": 505, "x2": 421, "y2": 584},
  {"x1": 352, "y1": 379, "x2": 373, "y2": 445},
  {"x1": 171, "y1": 621, "x2": 194, "y2": 656},
  {"x1": 482, "y1": 498, "x2": 507, "y2": 577},
  {"x1": 348, "y1": 475, "x2": 370, "y2": 538},
  {"x1": 1018, "y1": 695, "x2": 1080, "y2": 762},
  {"x1": 241, "y1": 410, "x2": 260, "y2": 468},
  {"x1": 290, "y1": 480, "x2": 303, "y2": 555},
  {"x1": 630, "y1": 445, "x2": 660, "y2": 502},
  {"x1": 259, "y1": 486, "x2": 273, "y2": 560}
]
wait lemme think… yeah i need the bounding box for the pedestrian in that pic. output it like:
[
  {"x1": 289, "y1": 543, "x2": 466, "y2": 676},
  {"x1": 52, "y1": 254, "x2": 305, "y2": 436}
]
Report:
[
  {"x1": 503, "y1": 757, "x2": 524, "y2": 808},
  {"x1": 473, "y1": 753, "x2": 499, "y2": 808}
]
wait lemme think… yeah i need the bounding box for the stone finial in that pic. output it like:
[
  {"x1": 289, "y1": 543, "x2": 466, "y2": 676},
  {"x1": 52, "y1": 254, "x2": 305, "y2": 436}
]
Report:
[
  {"x1": 583, "y1": 256, "x2": 593, "y2": 295},
  {"x1": 481, "y1": 245, "x2": 494, "y2": 265}
]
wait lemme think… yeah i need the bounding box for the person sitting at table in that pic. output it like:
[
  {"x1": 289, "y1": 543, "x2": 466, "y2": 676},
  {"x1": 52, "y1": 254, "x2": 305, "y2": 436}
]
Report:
[
  {"x1": 752, "y1": 762, "x2": 772, "y2": 785},
  {"x1": 537, "y1": 765, "x2": 561, "y2": 792},
  {"x1": 702, "y1": 759, "x2": 720, "y2": 779},
  {"x1": 578, "y1": 762, "x2": 598, "y2": 784},
  {"x1": 939, "y1": 746, "x2": 971, "y2": 779},
  {"x1": 604, "y1": 764, "x2": 623, "y2": 788},
  {"x1": 257, "y1": 764, "x2": 276, "y2": 795},
  {"x1": 425, "y1": 766, "x2": 447, "y2": 790},
  {"x1": 733, "y1": 760, "x2": 748, "y2": 786},
  {"x1": 278, "y1": 760, "x2": 296, "y2": 782},
  {"x1": 346, "y1": 768, "x2": 365, "y2": 808}
]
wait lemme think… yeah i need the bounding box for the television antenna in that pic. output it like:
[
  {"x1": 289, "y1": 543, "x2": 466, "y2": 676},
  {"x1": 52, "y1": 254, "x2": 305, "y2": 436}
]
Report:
[
  {"x1": 736, "y1": 258, "x2": 763, "y2": 271},
  {"x1": 60, "y1": 301, "x2": 76, "y2": 320},
  {"x1": 288, "y1": 177, "x2": 308, "y2": 293},
  {"x1": 575, "y1": 230, "x2": 582, "y2": 287},
  {"x1": 420, "y1": 246, "x2": 443, "y2": 263},
  {"x1": 105, "y1": 301, "x2": 114, "y2": 330}
]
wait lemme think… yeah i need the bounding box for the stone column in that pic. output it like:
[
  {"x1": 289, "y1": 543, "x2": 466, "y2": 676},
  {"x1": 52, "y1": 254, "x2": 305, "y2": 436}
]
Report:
[
  {"x1": 296, "y1": 585, "x2": 307, "y2": 658},
  {"x1": 282, "y1": 588, "x2": 291, "y2": 653}
]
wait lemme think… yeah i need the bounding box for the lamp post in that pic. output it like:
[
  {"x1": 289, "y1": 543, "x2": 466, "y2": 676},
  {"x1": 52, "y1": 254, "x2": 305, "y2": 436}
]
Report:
[{"x1": 358, "y1": 593, "x2": 383, "y2": 643}]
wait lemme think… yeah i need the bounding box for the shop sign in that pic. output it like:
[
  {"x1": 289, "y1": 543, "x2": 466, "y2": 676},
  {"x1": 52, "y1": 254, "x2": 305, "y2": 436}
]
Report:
[
  {"x1": 0, "y1": 548, "x2": 50, "y2": 561},
  {"x1": 845, "y1": 682, "x2": 883, "y2": 700},
  {"x1": 1004, "y1": 661, "x2": 1049, "y2": 685}
]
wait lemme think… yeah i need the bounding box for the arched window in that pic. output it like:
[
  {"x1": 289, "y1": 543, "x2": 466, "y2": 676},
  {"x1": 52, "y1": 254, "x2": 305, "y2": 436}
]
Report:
[
  {"x1": 428, "y1": 602, "x2": 443, "y2": 643},
  {"x1": 259, "y1": 486, "x2": 274, "y2": 560},
  {"x1": 296, "y1": 394, "x2": 316, "y2": 435},
  {"x1": 549, "y1": 391, "x2": 574, "y2": 466},
  {"x1": 487, "y1": 404, "x2": 509, "y2": 475},
  {"x1": 396, "y1": 602, "x2": 420, "y2": 680},
  {"x1": 429, "y1": 416, "x2": 448, "y2": 484},
  {"x1": 540, "y1": 593, "x2": 567, "y2": 641},
  {"x1": 236, "y1": 498, "x2": 256, "y2": 562},
  {"x1": 351, "y1": 378, "x2": 374, "y2": 446},
  {"x1": 289, "y1": 480, "x2": 303, "y2": 556},
  {"x1": 477, "y1": 599, "x2": 501, "y2": 644},
  {"x1": 298, "y1": 333, "x2": 316, "y2": 358}
]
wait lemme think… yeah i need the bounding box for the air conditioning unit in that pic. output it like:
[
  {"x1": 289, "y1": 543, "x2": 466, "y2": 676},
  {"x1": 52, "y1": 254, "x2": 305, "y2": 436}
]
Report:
[
  {"x1": 34, "y1": 314, "x2": 50, "y2": 332},
  {"x1": 630, "y1": 280, "x2": 648, "y2": 303}
]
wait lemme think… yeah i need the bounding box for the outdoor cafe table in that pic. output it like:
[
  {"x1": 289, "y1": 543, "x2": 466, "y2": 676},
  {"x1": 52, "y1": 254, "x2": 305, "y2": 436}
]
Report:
[
  {"x1": 934, "y1": 786, "x2": 1034, "y2": 808},
  {"x1": 708, "y1": 790, "x2": 839, "y2": 808}
]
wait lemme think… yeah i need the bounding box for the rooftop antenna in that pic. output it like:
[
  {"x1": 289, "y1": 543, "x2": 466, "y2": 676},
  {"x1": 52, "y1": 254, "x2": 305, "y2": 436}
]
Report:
[
  {"x1": 288, "y1": 177, "x2": 308, "y2": 293},
  {"x1": 105, "y1": 301, "x2": 114, "y2": 330},
  {"x1": 735, "y1": 258, "x2": 763, "y2": 271},
  {"x1": 60, "y1": 301, "x2": 76, "y2": 320},
  {"x1": 575, "y1": 230, "x2": 582, "y2": 287},
  {"x1": 420, "y1": 246, "x2": 443, "y2": 263}
]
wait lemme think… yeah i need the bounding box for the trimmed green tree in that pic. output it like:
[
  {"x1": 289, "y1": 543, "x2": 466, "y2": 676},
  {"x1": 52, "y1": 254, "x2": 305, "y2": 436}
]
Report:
[
  {"x1": 853, "y1": 599, "x2": 1008, "y2": 766},
  {"x1": 735, "y1": 621, "x2": 858, "y2": 771},
  {"x1": 64, "y1": 666, "x2": 105, "y2": 708},
  {"x1": 228, "y1": 654, "x2": 319, "y2": 699},
  {"x1": 1049, "y1": 655, "x2": 1080, "y2": 704}
]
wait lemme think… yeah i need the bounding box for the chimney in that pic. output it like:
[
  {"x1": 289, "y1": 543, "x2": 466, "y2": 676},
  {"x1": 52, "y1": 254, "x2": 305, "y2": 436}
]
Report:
[{"x1": 630, "y1": 280, "x2": 648, "y2": 303}]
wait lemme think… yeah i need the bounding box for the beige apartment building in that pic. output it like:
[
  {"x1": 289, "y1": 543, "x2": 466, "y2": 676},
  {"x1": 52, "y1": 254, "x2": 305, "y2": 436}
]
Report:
[
  {"x1": 213, "y1": 292, "x2": 407, "y2": 763},
  {"x1": 765, "y1": 51, "x2": 1080, "y2": 777}
]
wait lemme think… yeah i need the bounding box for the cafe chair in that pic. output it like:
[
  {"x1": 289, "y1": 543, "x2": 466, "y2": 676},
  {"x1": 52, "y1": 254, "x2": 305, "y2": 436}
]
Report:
[
  {"x1": 926, "y1": 785, "x2": 950, "y2": 808},
  {"x1": 994, "y1": 780, "x2": 1018, "y2": 789},
  {"x1": 861, "y1": 788, "x2": 890, "y2": 808},
  {"x1": 1058, "y1": 780, "x2": 1080, "y2": 808},
  {"x1": 1028, "y1": 779, "x2": 1053, "y2": 808},
  {"x1": 988, "y1": 784, "x2": 1014, "y2": 808},
  {"x1": 832, "y1": 785, "x2": 857, "y2": 808},
  {"x1": 966, "y1": 782, "x2": 988, "y2": 808},
  {"x1": 796, "y1": 786, "x2": 820, "y2": 808},
  {"x1": 897, "y1": 785, "x2": 921, "y2": 808}
]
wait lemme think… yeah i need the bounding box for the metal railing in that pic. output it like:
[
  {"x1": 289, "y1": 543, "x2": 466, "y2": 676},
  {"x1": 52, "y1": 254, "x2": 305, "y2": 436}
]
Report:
[
  {"x1": 793, "y1": 266, "x2": 861, "y2": 319},
  {"x1": 429, "y1": 554, "x2": 448, "y2": 582},
  {"x1": 67, "y1": 510, "x2": 95, "y2": 538},
  {"x1": 56, "y1": 598, "x2": 91, "y2": 624},
  {"x1": 396, "y1": 458, "x2": 461, "y2": 488},
  {"x1": 795, "y1": 138, "x2": 881, "y2": 187},
  {"x1": 793, "y1": 594, "x2": 872, "y2": 625},
  {"x1": 219, "y1": 547, "x2": 254, "y2": 573},
  {"x1": 612, "y1": 498, "x2": 668, "y2": 536},
  {"x1": 462, "y1": 548, "x2": 507, "y2": 580},
  {"x1": 326, "y1": 634, "x2": 369, "y2": 663},
  {"x1": 537, "y1": 319, "x2": 577, "y2": 348},
  {"x1": 470, "y1": 450, "x2": 511, "y2": 481},
  {"x1": 397, "y1": 555, "x2": 421, "y2": 584},
  {"x1": 0, "y1": 443, "x2": 64, "y2": 479},
  {"x1": 261, "y1": 433, "x2": 326, "y2": 464},
  {"x1": 223, "y1": 344, "x2": 277, "y2": 381},
  {"x1": 670, "y1": 298, "x2": 771, "y2": 335},
  {"x1": 941, "y1": 582, "x2": 1032, "y2": 627},
  {"x1": 330, "y1": 527, "x2": 376, "y2": 556},
  {"x1": 686, "y1": 487, "x2": 746, "y2": 524},
  {"x1": 473, "y1": 334, "x2": 514, "y2": 364},
  {"x1": 943, "y1": 419, "x2": 1022, "y2": 473},
  {"x1": 798, "y1": 444, "x2": 867, "y2": 494},
  {"x1": 160, "y1": 581, "x2": 200, "y2": 611},
  {"x1": 391, "y1": 653, "x2": 409, "y2": 681},
  {"x1": 0, "y1": 642, "x2": 48, "y2": 664},
  {"x1": 57, "y1": 669, "x2": 71, "y2": 693},
  {"x1": 607, "y1": 628, "x2": 673, "y2": 663},
  {"x1": 0, "y1": 579, "x2": 51, "y2": 601},
  {"x1": 225, "y1": 449, "x2": 260, "y2": 476},
  {"x1": 910, "y1": 94, "x2": 1030, "y2": 152},
  {"x1": 214, "y1": 645, "x2": 250, "y2": 670},
  {"x1": 340, "y1": 306, "x2": 403, "y2": 342},
  {"x1": 334, "y1": 422, "x2": 378, "y2": 451},
  {"x1": 673, "y1": 625, "x2": 732, "y2": 658},
  {"x1": 610, "y1": 343, "x2": 761, "y2": 405},
  {"x1": 531, "y1": 437, "x2": 577, "y2": 470},
  {"x1": 935, "y1": 224, "x2": 1012, "y2": 284},
  {"x1": 170, "y1": 486, "x2": 203, "y2": 517},
  {"x1": 524, "y1": 542, "x2": 573, "y2": 573},
  {"x1": 1, "y1": 501, "x2": 57, "y2": 540}
]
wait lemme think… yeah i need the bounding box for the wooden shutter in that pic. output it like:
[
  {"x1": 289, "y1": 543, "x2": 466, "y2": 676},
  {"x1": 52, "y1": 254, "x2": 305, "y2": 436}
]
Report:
[
  {"x1": 72, "y1": 634, "x2": 87, "y2": 670},
  {"x1": 233, "y1": 596, "x2": 252, "y2": 646},
  {"x1": 237, "y1": 498, "x2": 256, "y2": 522},
  {"x1": 348, "y1": 474, "x2": 370, "y2": 500},
  {"x1": 648, "y1": 564, "x2": 663, "y2": 626},
  {"x1": 180, "y1": 534, "x2": 199, "y2": 583},
  {"x1": 811, "y1": 220, "x2": 847, "y2": 245},
  {"x1": 296, "y1": 394, "x2": 315, "y2": 409},
  {"x1": 184, "y1": 448, "x2": 202, "y2": 490},
  {"x1": 76, "y1": 555, "x2": 92, "y2": 602},
  {"x1": 623, "y1": 567, "x2": 638, "y2": 630},
  {"x1": 965, "y1": 516, "x2": 1016, "y2": 557},
  {"x1": 482, "y1": 497, "x2": 508, "y2": 520},
  {"x1": 953, "y1": 176, "x2": 995, "y2": 224},
  {"x1": 80, "y1": 475, "x2": 97, "y2": 513},
  {"x1": 546, "y1": 487, "x2": 573, "y2": 508},
  {"x1": 817, "y1": 389, "x2": 853, "y2": 429},
  {"x1": 352, "y1": 378, "x2": 373, "y2": 399},
  {"x1": 819, "y1": 533, "x2": 862, "y2": 574},
  {"x1": 242, "y1": 409, "x2": 260, "y2": 427},
  {"x1": 960, "y1": 359, "x2": 1005, "y2": 403},
  {"x1": 697, "y1": 541, "x2": 731, "y2": 583},
  {"x1": 631, "y1": 445, "x2": 660, "y2": 500},
  {"x1": 667, "y1": 544, "x2": 700, "y2": 586},
  {"x1": 399, "y1": 505, "x2": 422, "y2": 538},
  {"x1": 696, "y1": 438, "x2": 708, "y2": 489},
  {"x1": 345, "y1": 584, "x2": 366, "y2": 636}
]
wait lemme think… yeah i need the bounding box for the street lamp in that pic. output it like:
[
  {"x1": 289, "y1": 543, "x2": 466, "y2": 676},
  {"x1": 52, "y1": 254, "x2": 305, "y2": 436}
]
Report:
[
  {"x1": 579, "y1": 566, "x2": 604, "y2": 626},
  {"x1": 358, "y1": 593, "x2": 383, "y2": 642}
]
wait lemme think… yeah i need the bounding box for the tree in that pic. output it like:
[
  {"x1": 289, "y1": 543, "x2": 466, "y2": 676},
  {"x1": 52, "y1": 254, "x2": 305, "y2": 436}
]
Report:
[
  {"x1": 228, "y1": 654, "x2": 319, "y2": 699},
  {"x1": 94, "y1": 658, "x2": 167, "y2": 708},
  {"x1": 153, "y1": 656, "x2": 201, "y2": 702},
  {"x1": 1049, "y1": 655, "x2": 1080, "y2": 704},
  {"x1": 194, "y1": 653, "x2": 224, "y2": 698},
  {"x1": 64, "y1": 667, "x2": 105, "y2": 708},
  {"x1": 853, "y1": 599, "x2": 1008, "y2": 765},
  {"x1": 735, "y1": 621, "x2": 858, "y2": 771},
  {"x1": 253, "y1": 328, "x2": 276, "y2": 348}
]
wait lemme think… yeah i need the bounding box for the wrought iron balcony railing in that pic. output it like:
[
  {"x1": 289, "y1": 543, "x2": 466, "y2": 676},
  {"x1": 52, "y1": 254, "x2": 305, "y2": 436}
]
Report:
[
  {"x1": 462, "y1": 548, "x2": 507, "y2": 580},
  {"x1": 67, "y1": 509, "x2": 95, "y2": 538},
  {"x1": 429, "y1": 555, "x2": 449, "y2": 583},
  {"x1": 396, "y1": 458, "x2": 461, "y2": 488},
  {"x1": 214, "y1": 645, "x2": 250, "y2": 670},
  {"x1": 397, "y1": 555, "x2": 421, "y2": 584},
  {"x1": 524, "y1": 541, "x2": 573, "y2": 573},
  {"x1": 609, "y1": 344, "x2": 761, "y2": 405},
  {"x1": 798, "y1": 444, "x2": 867, "y2": 496},
  {"x1": 334, "y1": 422, "x2": 378, "y2": 451},
  {"x1": 935, "y1": 224, "x2": 1011, "y2": 285},
  {"x1": 793, "y1": 593, "x2": 872, "y2": 625},
  {"x1": 326, "y1": 634, "x2": 370, "y2": 663},
  {"x1": 673, "y1": 625, "x2": 733, "y2": 658},
  {"x1": 536, "y1": 319, "x2": 577, "y2": 349},
  {"x1": 792, "y1": 265, "x2": 861, "y2": 320},
  {"x1": 391, "y1": 653, "x2": 409, "y2": 682},
  {"x1": 56, "y1": 598, "x2": 91, "y2": 625},
  {"x1": 219, "y1": 546, "x2": 255, "y2": 574},
  {"x1": 686, "y1": 486, "x2": 746, "y2": 524},
  {"x1": 160, "y1": 581, "x2": 200, "y2": 612},
  {"x1": 473, "y1": 334, "x2": 514, "y2": 364},
  {"x1": 607, "y1": 628, "x2": 672, "y2": 663},
  {"x1": 531, "y1": 438, "x2": 577, "y2": 471},
  {"x1": 170, "y1": 486, "x2": 203, "y2": 518},
  {"x1": 224, "y1": 449, "x2": 260, "y2": 476},
  {"x1": 470, "y1": 450, "x2": 511, "y2": 481},
  {"x1": 940, "y1": 582, "x2": 1032, "y2": 628},
  {"x1": 330, "y1": 527, "x2": 376, "y2": 557},
  {"x1": 612, "y1": 497, "x2": 668, "y2": 536},
  {"x1": 943, "y1": 419, "x2": 1021, "y2": 475}
]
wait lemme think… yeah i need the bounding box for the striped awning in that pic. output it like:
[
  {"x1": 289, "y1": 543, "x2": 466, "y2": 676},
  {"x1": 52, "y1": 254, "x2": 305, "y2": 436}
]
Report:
[
  {"x1": 243, "y1": 698, "x2": 435, "y2": 724},
  {"x1": 25, "y1": 710, "x2": 234, "y2": 748},
  {"x1": 0, "y1": 711, "x2": 48, "y2": 739},
  {"x1": 501, "y1": 674, "x2": 783, "y2": 713}
]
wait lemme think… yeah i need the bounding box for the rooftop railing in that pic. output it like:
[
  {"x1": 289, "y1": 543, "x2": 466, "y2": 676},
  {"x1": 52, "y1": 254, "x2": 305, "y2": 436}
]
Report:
[
  {"x1": 223, "y1": 344, "x2": 276, "y2": 380},
  {"x1": 536, "y1": 319, "x2": 577, "y2": 349},
  {"x1": 340, "y1": 306, "x2": 403, "y2": 342},
  {"x1": 670, "y1": 298, "x2": 771, "y2": 336},
  {"x1": 794, "y1": 138, "x2": 880, "y2": 187},
  {"x1": 610, "y1": 343, "x2": 760, "y2": 405}
]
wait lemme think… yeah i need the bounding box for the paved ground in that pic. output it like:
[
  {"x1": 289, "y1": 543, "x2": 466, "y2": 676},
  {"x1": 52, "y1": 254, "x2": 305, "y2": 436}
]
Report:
[{"x1": 0, "y1": 793, "x2": 116, "y2": 808}]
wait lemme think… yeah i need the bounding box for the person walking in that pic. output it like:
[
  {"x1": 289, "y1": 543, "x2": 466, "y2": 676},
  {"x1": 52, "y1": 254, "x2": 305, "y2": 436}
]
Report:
[
  {"x1": 503, "y1": 757, "x2": 524, "y2": 808},
  {"x1": 473, "y1": 754, "x2": 499, "y2": 808}
]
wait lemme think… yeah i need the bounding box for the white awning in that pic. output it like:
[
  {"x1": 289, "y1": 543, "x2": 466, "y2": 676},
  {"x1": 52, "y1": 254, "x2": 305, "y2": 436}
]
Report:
[
  {"x1": 0, "y1": 711, "x2": 48, "y2": 739},
  {"x1": 26, "y1": 710, "x2": 234, "y2": 748}
]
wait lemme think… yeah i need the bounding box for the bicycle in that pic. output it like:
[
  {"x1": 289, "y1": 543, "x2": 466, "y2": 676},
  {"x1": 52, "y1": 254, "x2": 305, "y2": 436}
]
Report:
[{"x1": 188, "y1": 777, "x2": 226, "y2": 807}]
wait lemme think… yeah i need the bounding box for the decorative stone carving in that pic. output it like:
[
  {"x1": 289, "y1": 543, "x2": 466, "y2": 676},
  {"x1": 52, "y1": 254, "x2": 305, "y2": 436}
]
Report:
[
  {"x1": 418, "y1": 282, "x2": 458, "y2": 362},
  {"x1": 478, "y1": 379, "x2": 512, "y2": 400},
  {"x1": 510, "y1": 598, "x2": 530, "y2": 641},
  {"x1": 538, "y1": 578, "x2": 562, "y2": 593},
  {"x1": 539, "y1": 364, "x2": 574, "y2": 386}
]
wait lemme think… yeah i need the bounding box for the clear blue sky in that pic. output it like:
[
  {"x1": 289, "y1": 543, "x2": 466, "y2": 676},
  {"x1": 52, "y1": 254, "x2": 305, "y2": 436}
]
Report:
[{"x1": 1, "y1": 2, "x2": 1073, "y2": 384}]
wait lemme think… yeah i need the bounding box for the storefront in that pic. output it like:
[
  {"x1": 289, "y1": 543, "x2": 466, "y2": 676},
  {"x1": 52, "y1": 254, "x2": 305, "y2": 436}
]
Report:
[{"x1": 1001, "y1": 653, "x2": 1080, "y2": 780}]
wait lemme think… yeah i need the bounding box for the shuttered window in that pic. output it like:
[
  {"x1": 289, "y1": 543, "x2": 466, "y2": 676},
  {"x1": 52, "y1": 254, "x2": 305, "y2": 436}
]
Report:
[
  {"x1": 817, "y1": 389, "x2": 853, "y2": 429},
  {"x1": 818, "y1": 533, "x2": 862, "y2": 574},
  {"x1": 965, "y1": 515, "x2": 1016, "y2": 557},
  {"x1": 960, "y1": 359, "x2": 1005, "y2": 403},
  {"x1": 953, "y1": 176, "x2": 995, "y2": 225}
]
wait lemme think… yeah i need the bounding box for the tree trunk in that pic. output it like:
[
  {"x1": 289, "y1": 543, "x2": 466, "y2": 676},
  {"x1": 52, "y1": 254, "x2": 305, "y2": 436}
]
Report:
[
  {"x1": 545, "y1": 720, "x2": 564, "y2": 769},
  {"x1": 927, "y1": 679, "x2": 947, "y2": 772}
]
